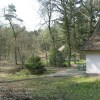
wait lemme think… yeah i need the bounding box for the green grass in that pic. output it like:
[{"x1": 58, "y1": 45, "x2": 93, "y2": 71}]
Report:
[
  {"x1": 16, "y1": 76, "x2": 100, "y2": 100},
  {"x1": 76, "y1": 60, "x2": 86, "y2": 64},
  {"x1": 0, "y1": 64, "x2": 100, "y2": 100},
  {"x1": 0, "y1": 75, "x2": 100, "y2": 100},
  {"x1": 0, "y1": 67, "x2": 65, "y2": 80},
  {"x1": 0, "y1": 66, "x2": 100, "y2": 100}
]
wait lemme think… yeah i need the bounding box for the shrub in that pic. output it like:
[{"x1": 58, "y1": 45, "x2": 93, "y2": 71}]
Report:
[
  {"x1": 49, "y1": 50, "x2": 67, "y2": 67},
  {"x1": 77, "y1": 64, "x2": 86, "y2": 71},
  {"x1": 25, "y1": 56, "x2": 46, "y2": 74}
]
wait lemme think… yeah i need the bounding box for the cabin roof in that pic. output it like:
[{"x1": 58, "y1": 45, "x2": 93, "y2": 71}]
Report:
[{"x1": 82, "y1": 24, "x2": 100, "y2": 51}]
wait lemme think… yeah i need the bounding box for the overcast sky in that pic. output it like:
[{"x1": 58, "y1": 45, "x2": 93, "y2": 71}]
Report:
[{"x1": 0, "y1": 0, "x2": 41, "y2": 31}]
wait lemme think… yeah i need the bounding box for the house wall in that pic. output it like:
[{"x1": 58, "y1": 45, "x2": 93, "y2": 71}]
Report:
[{"x1": 86, "y1": 51, "x2": 100, "y2": 74}]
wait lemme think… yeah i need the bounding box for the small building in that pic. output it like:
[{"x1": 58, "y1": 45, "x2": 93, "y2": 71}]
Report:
[{"x1": 82, "y1": 25, "x2": 100, "y2": 74}]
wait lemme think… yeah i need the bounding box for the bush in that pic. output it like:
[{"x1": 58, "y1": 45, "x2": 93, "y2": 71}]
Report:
[
  {"x1": 25, "y1": 56, "x2": 46, "y2": 74},
  {"x1": 49, "y1": 50, "x2": 67, "y2": 67},
  {"x1": 77, "y1": 64, "x2": 86, "y2": 71}
]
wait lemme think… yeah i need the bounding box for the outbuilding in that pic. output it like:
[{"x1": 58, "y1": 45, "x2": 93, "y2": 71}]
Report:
[{"x1": 82, "y1": 25, "x2": 100, "y2": 74}]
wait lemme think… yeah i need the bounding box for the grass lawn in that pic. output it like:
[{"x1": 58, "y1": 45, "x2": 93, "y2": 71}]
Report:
[
  {"x1": 0, "y1": 67, "x2": 66, "y2": 80},
  {"x1": 0, "y1": 65, "x2": 100, "y2": 100},
  {"x1": 1, "y1": 76, "x2": 99, "y2": 100}
]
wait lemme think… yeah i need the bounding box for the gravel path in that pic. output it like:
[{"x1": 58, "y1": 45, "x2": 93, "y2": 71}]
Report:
[{"x1": 48, "y1": 69, "x2": 86, "y2": 77}]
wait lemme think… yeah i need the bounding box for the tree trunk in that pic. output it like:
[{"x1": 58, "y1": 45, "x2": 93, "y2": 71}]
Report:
[
  {"x1": 48, "y1": 1, "x2": 57, "y2": 67},
  {"x1": 41, "y1": 34, "x2": 49, "y2": 67},
  {"x1": 9, "y1": 19, "x2": 18, "y2": 65},
  {"x1": 61, "y1": 0, "x2": 71, "y2": 67}
]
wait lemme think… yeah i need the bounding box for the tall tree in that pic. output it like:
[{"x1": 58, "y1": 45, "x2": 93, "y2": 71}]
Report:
[
  {"x1": 39, "y1": 0, "x2": 58, "y2": 66},
  {"x1": 4, "y1": 4, "x2": 23, "y2": 65}
]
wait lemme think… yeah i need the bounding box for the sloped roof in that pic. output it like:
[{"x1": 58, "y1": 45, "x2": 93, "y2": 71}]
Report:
[{"x1": 82, "y1": 25, "x2": 100, "y2": 51}]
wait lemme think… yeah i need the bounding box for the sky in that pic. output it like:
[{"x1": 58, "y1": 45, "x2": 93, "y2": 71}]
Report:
[{"x1": 0, "y1": 0, "x2": 41, "y2": 31}]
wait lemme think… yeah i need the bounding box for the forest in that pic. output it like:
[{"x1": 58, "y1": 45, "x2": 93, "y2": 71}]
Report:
[
  {"x1": 0, "y1": 0, "x2": 100, "y2": 99},
  {"x1": 0, "y1": 0, "x2": 100, "y2": 68}
]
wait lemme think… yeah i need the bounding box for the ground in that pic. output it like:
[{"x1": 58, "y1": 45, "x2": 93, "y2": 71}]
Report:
[
  {"x1": 48, "y1": 69, "x2": 85, "y2": 77},
  {"x1": 0, "y1": 76, "x2": 100, "y2": 100},
  {"x1": 0, "y1": 63, "x2": 100, "y2": 100}
]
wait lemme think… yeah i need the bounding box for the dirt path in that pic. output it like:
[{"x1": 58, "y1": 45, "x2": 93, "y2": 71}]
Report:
[{"x1": 48, "y1": 69, "x2": 86, "y2": 77}]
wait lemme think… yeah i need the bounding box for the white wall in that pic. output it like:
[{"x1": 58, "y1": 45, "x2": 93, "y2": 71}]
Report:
[{"x1": 86, "y1": 53, "x2": 100, "y2": 74}]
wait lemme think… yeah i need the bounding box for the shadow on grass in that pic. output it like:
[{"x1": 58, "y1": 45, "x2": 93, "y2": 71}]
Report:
[
  {"x1": 31, "y1": 77, "x2": 100, "y2": 100},
  {"x1": 0, "y1": 76, "x2": 100, "y2": 100}
]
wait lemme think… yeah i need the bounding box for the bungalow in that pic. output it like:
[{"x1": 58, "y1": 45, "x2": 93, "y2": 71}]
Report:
[{"x1": 82, "y1": 24, "x2": 100, "y2": 74}]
